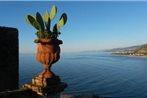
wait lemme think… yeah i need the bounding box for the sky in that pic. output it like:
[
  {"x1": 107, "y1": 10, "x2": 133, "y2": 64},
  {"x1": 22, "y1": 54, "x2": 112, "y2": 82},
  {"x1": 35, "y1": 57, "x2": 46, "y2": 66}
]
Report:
[{"x1": 0, "y1": 1, "x2": 147, "y2": 53}]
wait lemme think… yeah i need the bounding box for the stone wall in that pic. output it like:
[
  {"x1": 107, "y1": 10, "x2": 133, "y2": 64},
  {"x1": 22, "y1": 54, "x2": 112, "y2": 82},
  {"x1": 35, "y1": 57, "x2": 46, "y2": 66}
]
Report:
[{"x1": 0, "y1": 26, "x2": 18, "y2": 91}]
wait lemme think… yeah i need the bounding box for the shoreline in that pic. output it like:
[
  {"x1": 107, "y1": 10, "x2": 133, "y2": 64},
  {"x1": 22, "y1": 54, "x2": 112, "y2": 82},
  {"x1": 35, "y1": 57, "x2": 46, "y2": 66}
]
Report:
[{"x1": 112, "y1": 53, "x2": 147, "y2": 58}]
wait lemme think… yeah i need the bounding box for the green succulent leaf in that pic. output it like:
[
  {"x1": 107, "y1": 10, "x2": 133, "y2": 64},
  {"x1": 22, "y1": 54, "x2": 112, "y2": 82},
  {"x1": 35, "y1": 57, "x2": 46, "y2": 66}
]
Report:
[
  {"x1": 53, "y1": 24, "x2": 57, "y2": 33},
  {"x1": 36, "y1": 31, "x2": 45, "y2": 39},
  {"x1": 26, "y1": 15, "x2": 36, "y2": 26},
  {"x1": 30, "y1": 15, "x2": 36, "y2": 20},
  {"x1": 57, "y1": 13, "x2": 67, "y2": 27},
  {"x1": 44, "y1": 31, "x2": 50, "y2": 38},
  {"x1": 50, "y1": 5, "x2": 57, "y2": 20},
  {"x1": 46, "y1": 18, "x2": 51, "y2": 32},
  {"x1": 53, "y1": 24, "x2": 60, "y2": 33},
  {"x1": 26, "y1": 5, "x2": 67, "y2": 39},
  {"x1": 43, "y1": 11, "x2": 51, "y2": 32},
  {"x1": 36, "y1": 12, "x2": 45, "y2": 31},
  {"x1": 57, "y1": 25, "x2": 60, "y2": 32},
  {"x1": 36, "y1": 31, "x2": 41, "y2": 39},
  {"x1": 43, "y1": 11, "x2": 50, "y2": 24},
  {"x1": 33, "y1": 21, "x2": 41, "y2": 31}
]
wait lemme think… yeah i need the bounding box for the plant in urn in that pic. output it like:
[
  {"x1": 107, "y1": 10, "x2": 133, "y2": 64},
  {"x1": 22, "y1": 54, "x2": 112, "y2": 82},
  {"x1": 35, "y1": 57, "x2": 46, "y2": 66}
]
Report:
[{"x1": 24, "y1": 5, "x2": 68, "y2": 95}]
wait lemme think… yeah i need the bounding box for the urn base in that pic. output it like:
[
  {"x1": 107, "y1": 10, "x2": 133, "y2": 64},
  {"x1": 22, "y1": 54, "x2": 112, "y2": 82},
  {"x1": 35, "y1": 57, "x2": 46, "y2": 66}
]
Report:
[{"x1": 23, "y1": 76, "x2": 67, "y2": 96}]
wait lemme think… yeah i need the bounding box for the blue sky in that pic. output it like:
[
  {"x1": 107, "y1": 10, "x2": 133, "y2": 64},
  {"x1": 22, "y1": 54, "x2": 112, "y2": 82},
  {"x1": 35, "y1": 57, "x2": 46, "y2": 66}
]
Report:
[{"x1": 0, "y1": 1, "x2": 147, "y2": 53}]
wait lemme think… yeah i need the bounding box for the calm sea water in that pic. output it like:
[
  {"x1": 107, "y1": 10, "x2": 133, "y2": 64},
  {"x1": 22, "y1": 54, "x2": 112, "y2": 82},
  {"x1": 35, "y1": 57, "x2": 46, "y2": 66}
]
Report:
[{"x1": 20, "y1": 52, "x2": 147, "y2": 98}]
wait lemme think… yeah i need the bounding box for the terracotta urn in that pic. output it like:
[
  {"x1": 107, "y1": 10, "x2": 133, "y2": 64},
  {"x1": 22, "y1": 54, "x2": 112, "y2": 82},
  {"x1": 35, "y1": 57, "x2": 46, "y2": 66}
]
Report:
[
  {"x1": 35, "y1": 38, "x2": 63, "y2": 78},
  {"x1": 24, "y1": 5, "x2": 68, "y2": 95}
]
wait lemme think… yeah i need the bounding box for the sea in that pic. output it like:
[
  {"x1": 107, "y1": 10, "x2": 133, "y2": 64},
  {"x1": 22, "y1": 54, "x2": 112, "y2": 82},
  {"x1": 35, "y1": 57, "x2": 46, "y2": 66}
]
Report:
[{"x1": 20, "y1": 52, "x2": 147, "y2": 98}]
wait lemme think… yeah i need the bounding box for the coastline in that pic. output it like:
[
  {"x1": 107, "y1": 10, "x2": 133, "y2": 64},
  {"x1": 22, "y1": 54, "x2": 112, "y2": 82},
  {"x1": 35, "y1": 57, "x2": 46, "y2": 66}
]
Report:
[{"x1": 112, "y1": 53, "x2": 147, "y2": 58}]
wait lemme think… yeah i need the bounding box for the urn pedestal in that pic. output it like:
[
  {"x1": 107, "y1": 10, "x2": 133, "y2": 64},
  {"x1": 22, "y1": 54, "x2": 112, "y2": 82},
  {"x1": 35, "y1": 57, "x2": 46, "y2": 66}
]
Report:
[
  {"x1": 23, "y1": 38, "x2": 67, "y2": 96},
  {"x1": 24, "y1": 76, "x2": 67, "y2": 96}
]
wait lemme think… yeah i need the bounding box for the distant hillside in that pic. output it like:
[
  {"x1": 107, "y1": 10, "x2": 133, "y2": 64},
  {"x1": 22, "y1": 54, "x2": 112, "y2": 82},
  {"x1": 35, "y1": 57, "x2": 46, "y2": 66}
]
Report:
[
  {"x1": 110, "y1": 43, "x2": 147, "y2": 56},
  {"x1": 134, "y1": 44, "x2": 147, "y2": 55},
  {"x1": 105, "y1": 45, "x2": 143, "y2": 53}
]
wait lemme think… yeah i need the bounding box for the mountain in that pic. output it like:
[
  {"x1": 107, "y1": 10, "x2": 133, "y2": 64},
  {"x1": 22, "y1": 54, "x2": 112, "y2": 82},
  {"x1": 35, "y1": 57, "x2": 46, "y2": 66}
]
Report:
[
  {"x1": 105, "y1": 45, "x2": 143, "y2": 53},
  {"x1": 109, "y1": 43, "x2": 147, "y2": 56},
  {"x1": 134, "y1": 44, "x2": 147, "y2": 55}
]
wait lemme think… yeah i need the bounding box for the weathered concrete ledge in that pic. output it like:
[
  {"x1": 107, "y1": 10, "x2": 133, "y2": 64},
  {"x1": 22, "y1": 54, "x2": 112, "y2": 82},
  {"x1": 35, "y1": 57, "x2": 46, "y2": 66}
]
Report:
[
  {"x1": 0, "y1": 88, "x2": 100, "y2": 98},
  {"x1": 0, "y1": 88, "x2": 61, "y2": 98}
]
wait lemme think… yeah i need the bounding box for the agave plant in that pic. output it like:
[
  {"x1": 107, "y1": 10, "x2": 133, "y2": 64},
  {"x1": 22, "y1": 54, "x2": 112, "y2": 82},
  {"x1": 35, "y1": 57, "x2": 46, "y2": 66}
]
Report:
[{"x1": 26, "y1": 5, "x2": 67, "y2": 39}]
